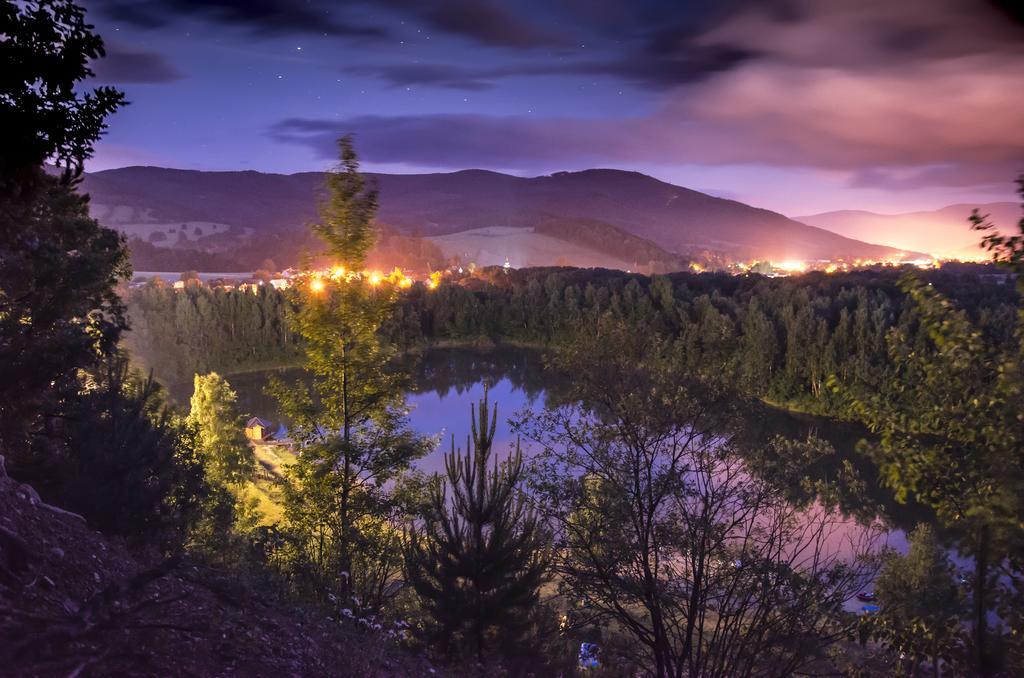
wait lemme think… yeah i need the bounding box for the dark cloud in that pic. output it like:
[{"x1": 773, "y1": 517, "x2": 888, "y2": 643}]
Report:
[
  {"x1": 345, "y1": 43, "x2": 757, "y2": 92},
  {"x1": 377, "y1": 0, "x2": 562, "y2": 47},
  {"x1": 91, "y1": 44, "x2": 183, "y2": 84},
  {"x1": 269, "y1": 66, "x2": 1024, "y2": 187},
  {"x1": 269, "y1": 115, "x2": 619, "y2": 168},
  {"x1": 90, "y1": 0, "x2": 387, "y2": 38},
  {"x1": 343, "y1": 63, "x2": 495, "y2": 91},
  {"x1": 567, "y1": 45, "x2": 758, "y2": 88}
]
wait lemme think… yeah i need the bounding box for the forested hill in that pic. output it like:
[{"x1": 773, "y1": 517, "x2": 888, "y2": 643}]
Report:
[{"x1": 82, "y1": 166, "x2": 915, "y2": 268}]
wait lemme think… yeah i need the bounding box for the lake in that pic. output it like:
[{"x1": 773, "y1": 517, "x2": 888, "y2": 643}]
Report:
[
  {"x1": 166, "y1": 346, "x2": 926, "y2": 552},
  {"x1": 168, "y1": 347, "x2": 553, "y2": 475}
]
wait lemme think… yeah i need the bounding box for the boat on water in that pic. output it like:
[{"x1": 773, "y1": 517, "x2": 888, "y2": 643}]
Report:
[{"x1": 856, "y1": 591, "x2": 877, "y2": 603}]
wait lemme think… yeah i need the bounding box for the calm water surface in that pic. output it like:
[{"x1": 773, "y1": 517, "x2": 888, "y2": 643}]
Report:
[{"x1": 168, "y1": 347, "x2": 926, "y2": 556}]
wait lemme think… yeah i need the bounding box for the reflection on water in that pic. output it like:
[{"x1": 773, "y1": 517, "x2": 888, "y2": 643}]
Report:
[
  {"x1": 164, "y1": 346, "x2": 929, "y2": 536},
  {"x1": 164, "y1": 348, "x2": 554, "y2": 476}
]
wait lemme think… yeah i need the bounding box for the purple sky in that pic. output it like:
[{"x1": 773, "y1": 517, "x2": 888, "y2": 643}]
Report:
[{"x1": 81, "y1": 0, "x2": 1024, "y2": 216}]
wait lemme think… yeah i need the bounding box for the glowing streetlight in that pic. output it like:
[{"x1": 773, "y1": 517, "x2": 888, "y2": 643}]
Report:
[{"x1": 309, "y1": 277, "x2": 325, "y2": 293}]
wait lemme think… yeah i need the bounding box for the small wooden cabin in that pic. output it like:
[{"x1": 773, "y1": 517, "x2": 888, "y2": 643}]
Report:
[{"x1": 245, "y1": 416, "x2": 271, "y2": 441}]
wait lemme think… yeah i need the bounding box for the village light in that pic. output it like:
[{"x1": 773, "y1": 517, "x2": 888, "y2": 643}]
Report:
[
  {"x1": 368, "y1": 272, "x2": 382, "y2": 286},
  {"x1": 309, "y1": 277, "x2": 326, "y2": 293},
  {"x1": 776, "y1": 260, "x2": 807, "y2": 273}
]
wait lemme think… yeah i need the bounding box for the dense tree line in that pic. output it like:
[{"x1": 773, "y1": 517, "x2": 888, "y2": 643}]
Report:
[
  {"x1": 387, "y1": 264, "x2": 1017, "y2": 415},
  {"x1": 128, "y1": 261, "x2": 1018, "y2": 420},
  {"x1": 124, "y1": 282, "x2": 301, "y2": 381}
]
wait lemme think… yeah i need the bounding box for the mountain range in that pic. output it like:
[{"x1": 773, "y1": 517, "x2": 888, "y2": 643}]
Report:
[
  {"x1": 797, "y1": 203, "x2": 1020, "y2": 261},
  {"x1": 81, "y1": 166, "x2": 922, "y2": 272}
]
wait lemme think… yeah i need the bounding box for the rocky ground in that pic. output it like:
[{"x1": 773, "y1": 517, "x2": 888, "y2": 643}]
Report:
[{"x1": 0, "y1": 455, "x2": 436, "y2": 677}]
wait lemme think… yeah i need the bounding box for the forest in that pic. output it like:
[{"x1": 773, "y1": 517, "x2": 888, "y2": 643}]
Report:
[
  {"x1": 4, "y1": 2, "x2": 1024, "y2": 676},
  {"x1": 127, "y1": 261, "x2": 1018, "y2": 420}
]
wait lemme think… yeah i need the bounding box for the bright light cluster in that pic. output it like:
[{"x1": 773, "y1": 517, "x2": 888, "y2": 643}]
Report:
[
  {"x1": 308, "y1": 266, "x2": 440, "y2": 294},
  {"x1": 775, "y1": 260, "x2": 807, "y2": 273}
]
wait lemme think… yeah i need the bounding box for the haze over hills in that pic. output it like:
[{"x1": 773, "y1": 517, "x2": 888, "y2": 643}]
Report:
[
  {"x1": 81, "y1": 166, "x2": 918, "y2": 272},
  {"x1": 797, "y1": 203, "x2": 1020, "y2": 261}
]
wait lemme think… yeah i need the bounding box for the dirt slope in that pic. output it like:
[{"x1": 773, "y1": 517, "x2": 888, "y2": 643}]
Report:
[{"x1": 0, "y1": 455, "x2": 434, "y2": 677}]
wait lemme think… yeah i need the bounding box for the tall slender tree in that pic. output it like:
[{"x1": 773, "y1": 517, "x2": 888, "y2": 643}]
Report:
[
  {"x1": 273, "y1": 137, "x2": 429, "y2": 606},
  {"x1": 313, "y1": 135, "x2": 378, "y2": 271},
  {"x1": 405, "y1": 390, "x2": 549, "y2": 667}
]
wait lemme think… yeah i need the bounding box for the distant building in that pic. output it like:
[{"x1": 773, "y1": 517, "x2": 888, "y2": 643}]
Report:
[
  {"x1": 269, "y1": 278, "x2": 289, "y2": 290},
  {"x1": 172, "y1": 280, "x2": 185, "y2": 290},
  {"x1": 245, "y1": 416, "x2": 271, "y2": 441}
]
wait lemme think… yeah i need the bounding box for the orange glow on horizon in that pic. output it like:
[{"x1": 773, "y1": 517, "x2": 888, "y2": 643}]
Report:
[{"x1": 776, "y1": 260, "x2": 807, "y2": 273}]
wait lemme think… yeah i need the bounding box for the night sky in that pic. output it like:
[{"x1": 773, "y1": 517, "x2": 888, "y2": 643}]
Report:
[{"x1": 81, "y1": 0, "x2": 1024, "y2": 215}]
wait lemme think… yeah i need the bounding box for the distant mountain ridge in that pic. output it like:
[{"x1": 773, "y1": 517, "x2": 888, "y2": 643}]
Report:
[
  {"x1": 81, "y1": 166, "x2": 918, "y2": 270},
  {"x1": 797, "y1": 203, "x2": 1020, "y2": 261}
]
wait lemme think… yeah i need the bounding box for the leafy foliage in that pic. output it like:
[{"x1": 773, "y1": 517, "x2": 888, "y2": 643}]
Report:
[
  {"x1": 187, "y1": 373, "x2": 255, "y2": 486},
  {"x1": 516, "y1": 319, "x2": 879, "y2": 676},
  {"x1": 0, "y1": 0, "x2": 124, "y2": 178},
  {"x1": 48, "y1": 357, "x2": 208, "y2": 545},
  {"x1": 313, "y1": 135, "x2": 378, "y2": 271},
  {"x1": 1, "y1": 0, "x2": 129, "y2": 458},
  {"x1": 842, "y1": 179, "x2": 1024, "y2": 675},
  {"x1": 866, "y1": 524, "x2": 966, "y2": 673}
]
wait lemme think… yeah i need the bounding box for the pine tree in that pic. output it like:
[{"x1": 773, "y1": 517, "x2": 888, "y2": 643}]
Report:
[
  {"x1": 313, "y1": 135, "x2": 378, "y2": 271},
  {"x1": 405, "y1": 389, "x2": 548, "y2": 666}
]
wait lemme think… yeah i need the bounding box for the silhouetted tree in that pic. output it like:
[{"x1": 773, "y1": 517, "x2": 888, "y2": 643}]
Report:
[
  {"x1": 54, "y1": 356, "x2": 208, "y2": 546},
  {"x1": 517, "y1": 319, "x2": 878, "y2": 677},
  {"x1": 0, "y1": 0, "x2": 128, "y2": 459},
  {"x1": 405, "y1": 390, "x2": 548, "y2": 668}
]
